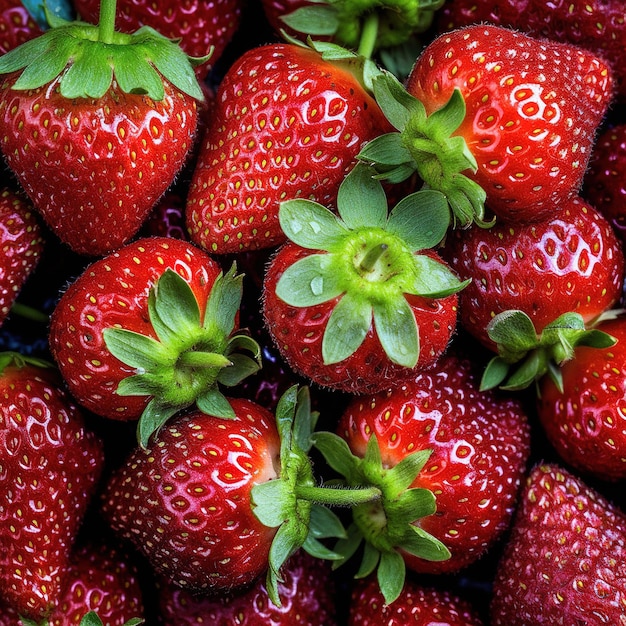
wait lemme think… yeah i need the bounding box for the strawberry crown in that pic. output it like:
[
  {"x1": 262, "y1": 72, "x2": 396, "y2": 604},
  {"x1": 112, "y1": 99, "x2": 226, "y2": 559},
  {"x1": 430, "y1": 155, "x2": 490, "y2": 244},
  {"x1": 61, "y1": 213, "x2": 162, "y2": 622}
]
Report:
[
  {"x1": 0, "y1": 0, "x2": 206, "y2": 101},
  {"x1": 274, "y1": 162, "x2": 468, "y2": 368},
  {"x1": 18, "y1": 609, "x2": 144, "y2": 626},
  {"x1": 312, "y1": 429, "x2": 450, "y2": 604},
  {"x1": 480, "y1": 309, "x2": 618, "y2": 392},
  {"x1": 102, "y1": 264, "x2": 262, "y2": 448},
  {"x1": 358, "y1": 70, "x2": 490, "y2": 229}
]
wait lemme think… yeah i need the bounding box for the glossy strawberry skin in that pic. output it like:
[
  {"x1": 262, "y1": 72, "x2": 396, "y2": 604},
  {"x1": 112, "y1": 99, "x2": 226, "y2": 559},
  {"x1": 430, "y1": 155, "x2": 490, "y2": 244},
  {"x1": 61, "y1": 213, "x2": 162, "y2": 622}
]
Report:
[
  {"x1": 186, "y1": 43, "x2": 392, "y2": 255},
  {"x1": 490, "y1": 463, "x2": 626, "y2": 625},
  {"x1": 338, "y1": 353, "x2": 531, "y2": 574},
  {"x1": 538, "y1": 316, "x2": 626, "y2": 481},
  {"x1": 441, "y1": 197, "x2": 625, "y2": 350},
  {"x1": 0, "y1": 187, "x2": 44, "y2": 327},
  {"x1": 349, "y1": 575, "x2": 485, "y2": 626},
  {"x1": 157, "y1": 550, "x2": 337, "y2": 625},
  {"x1": 0, "y1": 0, "x2": 42, "y2": 54},
  {"x1": 263, "y1": 244, "x2": 460, "y2": 395},
  {"x1": 48, "y1": 237, "x2": 222, "y2": 421},
  {"x1": 584, "y1": 123, "x2": 626, "y2": 243},
  {"x1": 436, "y1": 0, "x2": 626, "y2": 100},
  {"x1": 405, "y1": 25, "x2": 613, "y2": 222},
  {"x1": 101, "y1": 399, "x2": 281, "y2": 593},
  {"x1": 72, "y1": 0, "x2": 242, "y2": 77},
  {"x1": 0, "y1": 74, "x2": 198, "y2": 257},
  {"x1": 0, "y1": 363, "x2": 104, "y2": 620}
]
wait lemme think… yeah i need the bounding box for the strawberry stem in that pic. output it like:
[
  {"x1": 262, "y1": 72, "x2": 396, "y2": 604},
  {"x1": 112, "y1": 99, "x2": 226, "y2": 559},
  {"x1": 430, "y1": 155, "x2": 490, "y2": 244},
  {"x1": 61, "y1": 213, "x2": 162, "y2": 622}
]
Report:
[
  {"x1": 359, "y1": 242, "x2": 388, "y2": 273},
  {"x1": 358, "y1": 12, "x2": 379, "y2": 59},
  {"x1": 178, "y1": 351, "x2": 232, "y2": 369},
  {"x1": 295, "y1": 484, "x2": 382, "y2": 507},
  {"x1": 98, "y1": 0, "x2": 117, "y2": 44}
]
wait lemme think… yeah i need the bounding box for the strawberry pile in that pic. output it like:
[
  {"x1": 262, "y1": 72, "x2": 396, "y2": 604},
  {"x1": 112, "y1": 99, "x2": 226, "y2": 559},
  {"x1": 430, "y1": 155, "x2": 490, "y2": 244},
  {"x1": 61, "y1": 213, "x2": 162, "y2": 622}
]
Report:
[{"x1": 0, "y1": 0, "x2": 625, "y2": 624}]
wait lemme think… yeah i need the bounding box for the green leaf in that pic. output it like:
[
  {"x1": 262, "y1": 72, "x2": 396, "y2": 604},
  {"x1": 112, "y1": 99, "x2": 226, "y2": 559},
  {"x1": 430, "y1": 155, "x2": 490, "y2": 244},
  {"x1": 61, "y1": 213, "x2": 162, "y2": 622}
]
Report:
[
  {"x1": 292, "y1": 386, "x2": 315, "y2": 452},
  {"x1": 275, "y1": 253, "x2": 344, "y2": 307},
  {"x1": 355, "y1": 541, "x2": 380, "y2": 579},
  {"x1": 377, "y1": 550, "x2": 406, "y2": 605},
  {"x1": 103, "y1": 328, "x2": 170, "y2": 371},
  {"x1": 11, "y1": 33, "x2": 73, "y2": 89},
  {"x1": 372, "y1": 296, "x2": 418, "y2": 367},
  {"x1": 266, "y1": 522, "x2": 302, "y2": 605},
  {"x1": 387, "y1": 189, "x2": 450, "y2": 251},
  {"x1": 337, "y1": 163, "x2": 388, "y2": 230},
  {"x1": 57, "y1": 41, "x2": 114, "y2": 98},
  {"x1": 203, "y1": 264, "x2": 243, "y2": 337},
  {"x1": 480, "y1": 356, "x2": 510, "y2": 391},
  {"x1": 137, "y1": 400, "x2": 178, "y2": 449},
  {"x1": 373, "y1": 71, "x2": 425, "y2": 131},
  {"x1": 426, "y1": 88, "x2": 467, "y2": 140},
  {"x1": 308, "y1": 503, "x2": 347, "y2": 540},
  {"x1": 280, "y1": 5, "x2": 339, "y2": 35},
  {"x1": 279, "y1": 199, "x2": 348, "y2": 250},
  {"x1": 486, "y1": 310, "x2": 539, "y2": 353},
  {"x1": 402, "y1": 525, "x2": 451, "y2": 561},
  {"x1": 358, "y1": 132, "x2": 413, "y2": 168},
  {"x1": 302, "y1": 534, "x2": 342, "y2": 560},
  {"x1": 251, "y1": 479, "x2": 291, "y2": 527},
  {"x1": 196, "y1": 388, "x2": 235, "y2": 419},
  {"x1": 408, "y1": 255, "x2": 469, "y2": 298},
  {"x1": 275, "y1": 384, "x2": 298, "y2": 457},
  {"x1": 385, "y1": 449, "x2": 432, "y2": 497},
  {"x1": 322, "y1": 292, "x2": 373, "y2": 364},
  {"x1": 217, "y1": 353, "x2": 261, "y2": 386},
  {"x1": 153, "y1": 269, "x2": 201, "y2": 336},
  {"x1": 312, "y1": 431, "x2": 361, "y2": 481}
]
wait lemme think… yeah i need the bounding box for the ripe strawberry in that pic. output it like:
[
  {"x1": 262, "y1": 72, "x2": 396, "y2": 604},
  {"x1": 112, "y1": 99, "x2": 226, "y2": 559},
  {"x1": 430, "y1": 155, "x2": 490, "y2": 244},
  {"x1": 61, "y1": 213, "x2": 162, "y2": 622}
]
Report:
[
  {"x1": 360, "y1": 24, "x2": 614, "y2": 225},
  {"x1": 0, "y1": 0, "x2": 42, "y2": 54},
  {"x1": 185, "y1": 40, "x2": 393, "y2": 255},
  {"x1": 0, "y1": 541, "x2": 145, "y2": 625},
  {"x1": 0, "y1": 1, "x2": 204, "y2": 257},
  {"x1": 584, "y1": 123, "x2": 626, "y2": 243},
  {"x1": 262, "y1": 163, "x2": 466, "y2": 395},
  {"x1": 157, "y1": 549, "x2": 338, "y2": 625},
  {"x1": 101, "y1": 386, "x2": 356, "y2": 603},
  {"x1": 0, "y1": 353, "x2": 104, "y2": 620},
  {"x1": 313, "y1": 352, "x2": 531, "y2": 604},
  {"x1": 0, "y1": 186, "x2": 44, "y2": 327},
  {"x1": 440, "y1": 196, "x2": 624, "y2": 389},
  {"x1": 349, "y1": 575, "x2": 485, "y2": 625},
  {"x1": 48, "y1": 236, "x2": 261, "y2": 447},
  {"x1": 490, "y1": 463, "x2": 626, "y2": 625},
  {"x1": 435, "y1": 0, "x2": 626, "y2": 100},
  {"x1": 537, "y1": 315, "x2": 626, "y2": 481},
  {"x1": 72, "y1": 0, "x2": 242, "y2": 78}
]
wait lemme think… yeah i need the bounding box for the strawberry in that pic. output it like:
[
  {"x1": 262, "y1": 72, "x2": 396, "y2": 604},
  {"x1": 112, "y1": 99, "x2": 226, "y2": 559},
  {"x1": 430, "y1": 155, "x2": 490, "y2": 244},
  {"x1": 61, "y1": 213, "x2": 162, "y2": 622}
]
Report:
[
  {"x1": 359, "y1": 24, "x2": 614, "y2": 226},
  {"x1": 0, "y1": 353, "x2": 104, "y2": 620},
  {"x1": 157, "y1": 549, "x2": 338, "y2": 625},
  {"x1": 584, "y1": 123, "x2": 626, "y2": 243},
  {"x1": 0, "y1": 186, "x2": 44, "y2": 328},
  {"x1": 72, "y1": 0, "x2": 242, "y2": 79},
  {"x1": 537, "y1": 314, "x2": 626, "y2": 482},
  {"x1": 101, "y1": 386, "x2": 364, "y2": 603},
  {"x1": 0, "y1": 0, "x2": 42, "y2": 54},
  {"x1": 313, "y1": 352, "x2": 531, "y2": 604},
  {"x1": 262, "y1": 163, "x2": 466, "y2": 395},
  {"x1": 349, "y1": 575, "x2": 485, "y2": 625},
  {"x1": 490, "y1": 463, "x2": 626, "y2": 625},
  {"x1": 185, "y1": 40, "x2": 393, "y2": 255},
  {"x1": 48, "y1": 236, "x2": 261, "y2": 447},
  {"x1": 440, "y1": 196, "x2": 625, "y2": 389},
  {"x1": 435, "y1": 0, "x2": 626, "y2": 100},
  {"x1": 0, "y1": 0, "x2": 204, "y2": 257},
  {"x1": 0, "y1": 541, "x2": 145, "y2": 625}
]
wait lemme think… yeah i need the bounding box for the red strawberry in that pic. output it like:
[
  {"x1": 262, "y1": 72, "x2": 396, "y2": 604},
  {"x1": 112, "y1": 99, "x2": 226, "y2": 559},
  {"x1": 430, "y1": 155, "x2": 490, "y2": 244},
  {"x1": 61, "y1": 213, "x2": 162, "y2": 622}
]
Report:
[
  {"x1": 101, "y1": 386, "x2": 355, "y2": 603},
  {"x1": 537, "y1": 314, "x2": 626, "y2": 481},
  {"x1": 0, "y1": 0, "x2": 42, "y2": 54},
  {"x1": 313, "y1": 352, "x2": 531, "y2": 603},
  {"x1": 584, "y1": 123, "x2": 626, "y2": 243},
  {"x1": 360, "y1": 24, "x2": 614, "y2": 225},
  {"x1": 72, "y1": 0, "x2": 242, "y2": 79},
  {"x1": 262, "y1": 164, "x2": 466, "y2": 395},
  {"x1": 440, "y1": 196, "x2": 624, "y2": 389},
  {"x1": 48, "y1": 236, "x2": 261, "y2": 447},
  {"x1": 0, "y1": 2, "x2": 204, "y2": 257},
  {"x1": 0, "y1": 186, "x2": 44, "y2": 327},
  {"x1": 435, "y1": 0, "x2": 626, "y2": 100},
  {"x1": 490, "y1": 463, "x2": 626, "y2": 625},
  {"x1": 157, "y1": 549, "x2": 338, "y2": 625},
  {"x1": 0, "y1": 353, "x2": 104, "y2": 620},
  {"x1": 0, "y1": 541, "x2": 145, "y2": 625},
  {"x1": 185, "y1": 40, "x2": 393, "y2": 255},
  {"x1": 349, "y1": 575, "x2": 485, "y2": 625}
]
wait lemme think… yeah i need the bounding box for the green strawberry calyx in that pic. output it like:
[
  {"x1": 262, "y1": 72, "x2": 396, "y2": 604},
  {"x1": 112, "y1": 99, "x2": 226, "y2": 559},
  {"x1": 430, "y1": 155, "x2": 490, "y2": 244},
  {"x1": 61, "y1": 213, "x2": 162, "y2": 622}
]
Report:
[
  {"x1": 358, "y1": 70, "x2": 490, "y2": 229},
  {"x1": 480, "y1": 309, "x2": 618, "y2": 392},
  {"x1": 0, "y1": 0, "x2": 206, "y2": 101},
  {"x1": 280, "y1": 0, "x2": 443, "y2": 62},
  {"x1": 102, "y1": 264, "x2": 262, "y2": 448},
  {"x1": 312, "y1": 429, "x2": 450, "y2": 604},
  {"x1": 275, "y1": 162, "x2": 469, "y2": 369},
  {"x1": 252, "y1": 385, "x2": 382, "y2": 606},
  {"x1": 19, "y1": 610, "x2": 144, "y2": 626}
]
